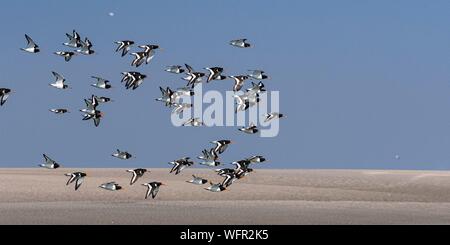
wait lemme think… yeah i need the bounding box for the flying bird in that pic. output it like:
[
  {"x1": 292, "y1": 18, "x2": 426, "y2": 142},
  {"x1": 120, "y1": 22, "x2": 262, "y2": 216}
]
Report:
[
  {"x1": 197, "y1": 148, "x2": 220, "y2": 167},
  {"x1": 99, "y1": 182, "x2": 122, "y2": 191},
  {"x1": 169, "y1": 157, "x2": 194, "y2": 175},
  {"x1": 49, "y1": 108, "x2": 69, "y2": 114},
  {"x1": 21, "y1": 34, "x2": 40, "y2": 53},
  {"x1": 264, "y1": 112, "x2": 284, "y2": 122},
  {"x1": 126, "y1": 168, "x2": 147, "y2": 185},
  {"x1": 39, "y1": 154, "x2": 60, "y2": 169},
  {"x1": 246, "y1": 155, "x2": 266, "y2": 163},
  {"x1": 64, "y1": 172, "x2": 86, "y2": 190},
  {"x1": 49, "y1": 71, "x2": 70, "y2": 89},
  {"x1": 115, "y1": 40, "x2": 134, "y2": 57},
  {"x1": 94, "y1": 96, "x2": 113, "y2": 103},
  {"x1": 63, "y1": 30, "x2": 82, "y2": 48},
  {"x1": 248, "y1": 70, "x2": 269, "y2": 80},
  {"x1": 186, "y1": 175, "x2": 208, "y2": 185},
  {"x1": 112, "y1": 149, "x2": 133, "y2": 160},
  {"x1": 239, "y1": 123, "x2": 259, "y2": 134},
  {"x1": 54, "y1": 51, "x2": 76, "y2": 62},
  {"x1": 230, "y1": 75, "x2": 249, "y2": 92},
  {"x1": 121, "y1": 71, "x2": 146, "y2": 90},
  {"x1": 91, "y1": 76, "x2": 112, "y2": 89},
  {"x1": 182, "y1": 117, "x2": 204, "y2": 127},
  {"x1": 82, "y1": 110, "x2": 103, "y2": 127},
  {"x1": 205, "y1": 182, "x2": 227, "y2": 192},
  {"x1": 138, "y1": 44, "x2": 160, "y2": 64},
  {"x1": 0, "y1": 88, "x2": 11, "y2": 106},
  {"x1": 165, "y1": 65, "x2": 185, "y2": 74},
  {"x1": 183, "y1": 64, "x2": 205, "y2": 88},
  {"x1": 211, "y1": 140, "x2": 233, "y2": 154},
  {"x1": 229, "y1": 38, "x2": 251, "y2": 48},
  {"x1": 130, "y1": 51, "x2": 147, "y2": 67},
  {"x1": 142, "y1": 182, "x2": 164, "y2": 199},
  {"x1": 205, "y1": 67, "x2": 227, "y2": 83},
  {"x1": 76, "y1": 37, "x2": 95, "y2": 55},
  {"x1": 246, "y1": 81, "x2": 266, "y2": 94}
]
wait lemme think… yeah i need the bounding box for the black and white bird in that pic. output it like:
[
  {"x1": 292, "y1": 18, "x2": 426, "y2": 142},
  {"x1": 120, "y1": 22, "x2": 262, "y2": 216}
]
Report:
[
  {"x1": 142, "y1": 182, "x2": 164, "y2": 199},
  {"x1": 246, "y1": 81, "x2": 266, "y2": 94},
  {"x1": 63, "y1": 30, "x2": 82, "y2": 48},
  {"x1": 248, "y1": 70, "x2": 269, "y2": 80},
  {"x1": 221, "y1": 172, "x2": 237, "y2": 187},
  {"x1": 239, "y1": 123, "x2": 259, "y2": 134},
  {"x1": 246, "y1": 155, "x2": 266, "y2": 163},
  {"x1": 230, "y1": 75, "x2": 249, "y2": 92},
  {"x1": 121, "y1": 71, "x2": 146, "y2": 90},
  {"x1": 0, "y1": 88, "x2": 11, "y2": 106},
  {"x1": 155, "y1": 86, "x2": 175, "y2": 106},
  {"x1": 229, "y1": 38, "x2": 251, "y2": 48},
  {"x1": 49, "y1": 108, "x2": 69, "y2": 114},
  {"x1": 76, "y1": 37, "x2": 95, "y2": 55},
  {"x1": 197, "y1": 148, "x2": 220, "y2": 167},
  {"x1": 82, "y1": 109, "x2": 103, "y2": 127},
  {"x1": 169, "y1": 157, "x2": 194, "y2": 175},
  {"x1": 94, "y1": 96, "x2": 113, "y2": 103},
  {"x1": 211, "y1": 140, "x2": 233, "y2": 154},
  {"x1": 183, "y1": 64, "x2": 205, "y2": 88},
  {"x1": 130, "y1": 51, "x2": 147, "y2": 67},
  {"x1": 49, "y1": 71, "x2": 70, "y2": 89},
  {"x1": 39, "y1": 154, "x2": 60, "y2": 169},
  {"x1": 198, "y1": 148, "x2": 219, "y2": 161},
  {"x1": 126, "y1": 168, "x2": 147, "y2": 185},
  {"x1": 64, "y1": 172, "x2": 87, "y2": 190},
  {"x1": 233, "y1": 93, "x2": 260, "y2": 113},
  {"x1": 205, "y1": 67, "x2": 227, "y2": 83},
  {"x1": 231, "y1": 159, "x2": 251, "y2": 171},
  {"x1": 264, "y1": 112, "x2": 284, "y2": 122},
  {"x1": 91, "y1": 76, "x2": 112, "y2": 89},
  {"x1": 205, "y1": 182, "x2": 227, "y2": 192},
  {"x1": 215, "y1": 168, "x2": 235, "y2": 176},
  {"x1": 112, "y1": 149, "x2": 133, "y2": 160},
  {"x1": 99, "y1": 182, "x2": 122, "y2": 191},
  {"x1": 186, "y1": 175, "x2": 208, "y2": 185},
  {"x1": 165, "y1": 65, "x2": 185, "y2": 74},
  {"x1": 139, "y1": 44, "x2": 160, "y2": 64},
  {"x1": 21, "y1": 34, "x2": 40, "y2": 53},
  {"x1": 80, "y1": 96, "x2": 103, "y2": 127},
  {"x1": 80, "y1": 95, "x2": 99, "y2": 115},
  {"x1": 54, "y1": 51, "x2": 76, "y2": 62},
  {"x1": 182, "y1": 117, "x2": 204, "y2": 127},
  {"x1": 115, "y1": 40, "x2": 134, "y2": 57}
]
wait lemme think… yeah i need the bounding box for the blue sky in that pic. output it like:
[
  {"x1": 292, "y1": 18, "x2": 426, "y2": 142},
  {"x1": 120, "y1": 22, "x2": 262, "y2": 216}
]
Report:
[{"x1": 1, "y1": 0, "x2": 450, "y2": 169}]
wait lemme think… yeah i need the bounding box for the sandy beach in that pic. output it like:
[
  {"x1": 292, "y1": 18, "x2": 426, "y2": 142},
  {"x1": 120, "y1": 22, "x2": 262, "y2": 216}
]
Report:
[{"x1": 1, "y1": 168, "x2": 450, "y2": 224}]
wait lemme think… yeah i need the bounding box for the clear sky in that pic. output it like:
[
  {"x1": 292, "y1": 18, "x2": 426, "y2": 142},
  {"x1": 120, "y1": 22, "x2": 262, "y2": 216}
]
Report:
[{"x1": 1, "y1": 0, "x2": 450, "y2": 169}]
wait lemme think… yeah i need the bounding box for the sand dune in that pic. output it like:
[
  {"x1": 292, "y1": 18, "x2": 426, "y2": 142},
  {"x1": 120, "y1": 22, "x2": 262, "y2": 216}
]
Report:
[{"x1": 1, "y1": 168, "x2": 450, "y2": 224}]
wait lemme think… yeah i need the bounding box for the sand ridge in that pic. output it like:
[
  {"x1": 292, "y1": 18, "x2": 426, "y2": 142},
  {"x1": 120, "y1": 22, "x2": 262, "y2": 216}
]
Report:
[{"x1": 1, "y1": 168, "x2": 450, "y2": 224}]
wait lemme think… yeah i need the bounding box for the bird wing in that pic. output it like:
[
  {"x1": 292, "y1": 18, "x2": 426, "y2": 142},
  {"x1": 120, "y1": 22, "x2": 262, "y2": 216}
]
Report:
[
  {"x1": 52, "y1": 71, "x2": 64, "y2": 83},
  {"x1": 151, "y1": 186, "x2": 159, "y2": 199},
  {"x1": 25, "y1": 34, "x2": 38, "y2": 48},
  {"x1": 66, "y1": 174, "x2": 75, "y2": 185},
  {"x1": 185, "y1": 64, "x2": 193, "y2": 74},
  {"x1": 144, "y1": 185, "x2": 152, "y2": 199},
  {"x1": 93, "y1": 116, "x2": 101, "y2": 127},
  {"x1": 75, "y1": 177, "x2": 84, "y2": 190},
  {"x1": 129, "y1": 171, "x2": 138, "y2": 185},
  {"x1": 0, "y1": 94, "x2": 8, "y2": 106}
]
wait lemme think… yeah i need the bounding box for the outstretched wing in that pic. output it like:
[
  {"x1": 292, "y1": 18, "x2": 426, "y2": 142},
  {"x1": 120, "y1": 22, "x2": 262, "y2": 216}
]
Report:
[{"x1": 75, "y1": 177, "x2": 84, "y2": 190}]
